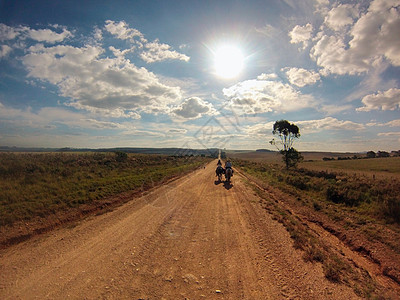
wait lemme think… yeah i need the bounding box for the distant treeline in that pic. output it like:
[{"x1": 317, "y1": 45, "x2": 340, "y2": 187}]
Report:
[
  {"x1": 323, "y1": 150, "x2": 399, "y2": 161},
  {"x1": 0, "y1": 146, "x2": 223, "y2": 158}
]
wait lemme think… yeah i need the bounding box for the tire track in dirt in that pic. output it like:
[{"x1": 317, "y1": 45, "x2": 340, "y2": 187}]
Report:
[{"x1": 0, "y1": 160, "x2": 359, "y2": 299}]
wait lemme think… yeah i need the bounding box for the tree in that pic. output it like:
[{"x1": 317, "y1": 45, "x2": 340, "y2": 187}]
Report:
[{"x1": 270, "y1": 120, "x2": 303, "y2": 169}]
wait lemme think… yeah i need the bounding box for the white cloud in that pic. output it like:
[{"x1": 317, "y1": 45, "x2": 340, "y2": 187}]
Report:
[
  {"x1": 324, "y1": 4, "x2": 359, "y2": 31},
  {"x1": 386, "y1": 119, "x2": 400, "y2": 127},
  {"x1": 378, "y1": 132, "x2": 400, "y2": 137},
  {"x1": 289, "y1": 23, "x2": 313, "y2": 49},
  {"x1": 22, "y1": 44, "x2": 182, "y2": 117},
  {"x1": 367, "y1": 119, "x2": 400, "y2": 127},
  {"x1": 245, "y1": 117, "x2": 365, "y2": 137},
  {"x1": 0, "y1": 45, "x2": 12, "y2": 58},
  {"x1": 357, "y1": 88, "x2": 400, "y2": 111},
  {"x1": 283, "y1": 67, "x2": 320, "y2": 87},
  {"x1": 171, "y1": 97, "x2": 217, "y2": 120},
  {"x1": 104, "y1": 20, "x2": 189, "y2": 63},
  {"x1": 223, "y1": 76, "x2": 315, "y2": 114},
  {"x1": 311, "y1": 0, "x2": 400, "y2": 75},
  {"x1": 93, "y1": 27, "x2": 103, "y2": 41},
  {"x1": 0, "y1": 23, "x2": 23, "y2": 41},
  {"x1": 257, "y1": 73, "x2": 278, "y2": 80},
  {"x1": 297, "y1": 117, "x2": 365, "y2": 133},
  {"x1": 140, "y1": 39, "x2": 190, "y2": 63},
  {"x1": 82, "y1": 119, "x2": 126, "y2": 129},
  {"x1": 310, "y1": 34, "x2": 366, "y2": 75},
  {"x1": 0, "y1": 23, "x2": 73, "y2": 44},
  {"x1": 27, "y1": 27, "x2": 73, "y2": 43},
  {"x1": 104, "y1": 20, "x2": 143, "y2": 41},
  {"x1": 244, "y1": 122, "x2": 275, "y2": 136}
]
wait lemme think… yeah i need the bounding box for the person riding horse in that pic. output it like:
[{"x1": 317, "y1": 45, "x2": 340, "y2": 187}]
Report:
[
  {"x1": 224, "y1": 160, "x2": 233, "y2": 182},
  {"x1": 216, "y1": 159, "x2": 224, "y2": 179}
]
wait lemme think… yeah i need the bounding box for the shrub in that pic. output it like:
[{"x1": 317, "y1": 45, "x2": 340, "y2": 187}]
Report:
[{"x1": 114, "y1": 151, "x2": 128, "y2": 162}]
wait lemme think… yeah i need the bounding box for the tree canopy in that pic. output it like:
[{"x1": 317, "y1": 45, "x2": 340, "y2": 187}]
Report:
[{"x1": 270, "y1": 120, "x2": 302, "y2": 169}]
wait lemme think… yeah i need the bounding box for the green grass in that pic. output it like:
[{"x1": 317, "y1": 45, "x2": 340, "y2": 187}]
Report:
[{"x1": 0, "y1": 152, "x2": 211, "y2": 227}]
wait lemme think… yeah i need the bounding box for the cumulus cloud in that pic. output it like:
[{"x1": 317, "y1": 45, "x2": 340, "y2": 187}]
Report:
[
  {"x1": 223, "y1": 76, "x2": 315, "y2": 114},
  {"x1": 257, "y1": 73, "x2": 278, "y2": 80},
  {"x1": 104, "y1": 20, "x2": 189, "y2": 63},
  {"x1": 0, "y1": 23, "x2": 72, "y2": 43},
  {"x1": 22, "y1": 44, "x2": 182, "y2": 117},
  {"x1": 171, "y1": 97, "x2": 217, "y2": 120},
  {"x1": 324, "y1": 4, "x2": 359, "y2": 31},
  {"x1": 289, "y1": 23, "x2": 313, "y2": 49},
  {"x1": 0, "y1": 45, "x2": 12, "y2": 58},
  {"x1": 310, "y1": 0, "x2": 400, "y2": 75},
  {"x1": 140, "y1": 39, "x2": 190, "y2": 63},
  {"x1": 104, "y1": 20, "x2": 143, "y2": 41},
  {"x1": 0, "y1": 23, "x2": 23, "y2": 41},
  {"x1": 357, "y1": 88, "x2": 400, "y2": 111},
  {"x1": 283, "y1": 67, "x2": 321, "y2": 87},
  {"x1": 27, "y1": 27, "x2": 73, "y2": 43}
]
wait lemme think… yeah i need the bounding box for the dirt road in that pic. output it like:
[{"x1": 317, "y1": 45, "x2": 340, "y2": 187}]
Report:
[{"x1": 0, "y1": 160, "x2": 359, "y2": 299}]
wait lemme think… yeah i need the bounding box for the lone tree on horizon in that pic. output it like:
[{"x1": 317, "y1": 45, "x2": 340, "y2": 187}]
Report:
[{"x1": 270, "y1": 120, "x2": 303, "y2": 169}]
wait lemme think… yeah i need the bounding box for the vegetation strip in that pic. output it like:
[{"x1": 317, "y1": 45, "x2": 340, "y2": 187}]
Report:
[
  {"x1": 233, "y1": 159, "x2": 400, "y2": 298},
  {"x1": 0, "y1": 152, "x2": 211, "y2": 247}
]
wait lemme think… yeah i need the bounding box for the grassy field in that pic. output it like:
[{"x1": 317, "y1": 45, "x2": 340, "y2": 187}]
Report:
[
  {"x1": 231, "y1": 156, "x2": 400, "y2": 224},
  {"x1": 232, "y1": 156, "x2": 400, "y2": 297},
  {"x1": 302, "y1": 157, "x2": 400, "y2": 179},
  {"x1": 0, "y1": 152, "x2": 211, "y2": 227},
  {"x1": 228, "y1": 150, "x2": 400, "y2": 179}
]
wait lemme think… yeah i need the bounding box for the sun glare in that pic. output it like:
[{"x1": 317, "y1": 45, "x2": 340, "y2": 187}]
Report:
[{"x1": 214, "y1": 45, "x2": 244, "y2": 79}]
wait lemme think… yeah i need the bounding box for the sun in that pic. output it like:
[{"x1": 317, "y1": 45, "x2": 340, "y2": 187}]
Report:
[{"x1": 214, "y1": 45, "x2": 244, "y2": 79}]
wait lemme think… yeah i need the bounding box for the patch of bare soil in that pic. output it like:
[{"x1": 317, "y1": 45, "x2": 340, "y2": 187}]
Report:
[{"x1": 1, "y1": 161, "x2": 365, "y2": 299}]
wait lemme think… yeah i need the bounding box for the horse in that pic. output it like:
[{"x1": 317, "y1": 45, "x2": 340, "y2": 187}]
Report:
[
  {"x1": 225, "y1": 167, "x2": 233, "y2": 183},
  {"x1": 216, "y1": 166, "x2": 224, "y2": 182}
]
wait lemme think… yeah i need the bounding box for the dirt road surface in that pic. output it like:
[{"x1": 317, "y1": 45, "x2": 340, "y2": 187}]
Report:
[{"x1": 0, "y1": 160, "x2": 359, "y2": 299}]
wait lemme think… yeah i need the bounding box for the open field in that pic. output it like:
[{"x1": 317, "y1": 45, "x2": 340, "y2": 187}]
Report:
[
  {"x1": 2, "y1": 159, "x2": 392, "y2": 299},
  {"x1": 231, "y1": 156, "x2": 400, "y2": 291},
  {"x1": 301, "y1": 157, "x2": 400, "y2": 180},
  {"x1": 0, "y1": 152, "x2": 211, "y2": 246},
  {"x1": 228, "y1": 150, "x2": 400, "y2": 179}
]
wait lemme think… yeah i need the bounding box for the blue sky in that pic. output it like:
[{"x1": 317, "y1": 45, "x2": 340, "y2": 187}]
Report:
[{"x1": 0, "y1": 0, "x2": 399, "y2": 152}]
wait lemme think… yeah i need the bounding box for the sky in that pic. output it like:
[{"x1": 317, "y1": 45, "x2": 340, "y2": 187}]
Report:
[{"x1": 0, "y1": 0, "x2": 399, "y2": 152}]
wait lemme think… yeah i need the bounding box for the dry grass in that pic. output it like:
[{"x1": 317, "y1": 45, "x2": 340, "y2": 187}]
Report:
[{"x1": 0, "y1": 152, "x2": 211, "y2": 227}]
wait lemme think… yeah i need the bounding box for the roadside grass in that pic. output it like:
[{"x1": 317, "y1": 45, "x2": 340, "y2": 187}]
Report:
[
  {"x1": 234, "y1": 159, "x2": 400, "y2": 225},
  {"x1": 0, "y1": 152, "x2": 211, "y2": 227},
  {"x1": 235, "y1": 158, "x2": 400, "y2": 298},
  {"x1": 247, "y1": 176, "x2": 378, "y2": 298}
]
